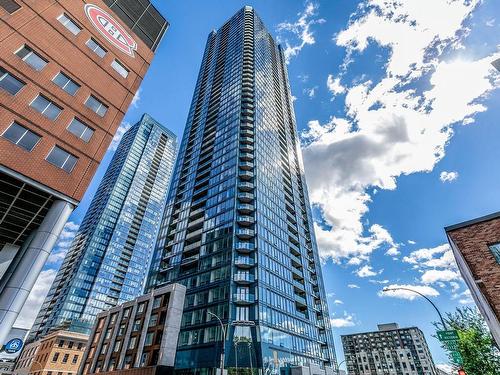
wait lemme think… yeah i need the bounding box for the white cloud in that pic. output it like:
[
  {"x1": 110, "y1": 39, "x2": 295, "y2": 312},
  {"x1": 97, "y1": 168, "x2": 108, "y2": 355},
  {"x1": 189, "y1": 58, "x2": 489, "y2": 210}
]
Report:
[
  {"x1": 485, "y1": 18, "x2": 495, "y2": 27},
  {"x1": 109, "y1": 121, "x2": 132, "y2": 151},
  {"x1": 408, "y1": 240, "x2": 416, "y2": 245},
  {"x1": 403, "y1": 244, "x2": 457, "y2": 270},
  {"x1": 333, "y1": 299, "x2": 344, "y2": 305},
  {"x1": 369, "y1": 279, "x2": 389, "y2": 284},
  {"x1": 15, "y1": 269, "x2": 57, "y2": 329},
  {"x1": 379, "y1": 284, "x2": 440, "y2": 300},
  {"x1": 303, "y1": 86, "x2": 318, "y2": 99},
  {"x1": 276, "y1": 2, "x2": 325, "y2": 63},
  {"x1": 131, "y1": 88, "x2": 141, "y2": 108},
  {"x1": 298, "y1": 74, "x2": 309, "y2": 83},
  {"x1": 440, "y1": 171, "x2": 459, "y2": 183},
  {"x1": 47, "y1": 221, "x2": 79, "y2": 265},
  {"x1": 304, "y1": 0, "x2": 499, "y2": 267},
  {"x1": 326, "y1": 292, "x2": 336, "y2": 298},
  {"x1": 327, "y1": 74, "x2": 346, "y2": 96},
  {"x1": 330, "y1": 313, "x2": 356, "y2": 328},
  {"x1": 421, "y1": 269, "x2": 461, "y2": 284},
  {"x1": 347, "y1": 284, "x2": 360, "y2": 289},
  {"x1": 356, "y1": 264, "x2": 378, "y2": 277}
]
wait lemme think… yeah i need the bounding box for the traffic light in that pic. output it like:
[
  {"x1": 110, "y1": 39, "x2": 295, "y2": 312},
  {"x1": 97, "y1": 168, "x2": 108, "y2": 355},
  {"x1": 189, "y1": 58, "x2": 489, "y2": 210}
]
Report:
[{"x1": 458, "y1": 369, "x2": 466, "y2": 375}]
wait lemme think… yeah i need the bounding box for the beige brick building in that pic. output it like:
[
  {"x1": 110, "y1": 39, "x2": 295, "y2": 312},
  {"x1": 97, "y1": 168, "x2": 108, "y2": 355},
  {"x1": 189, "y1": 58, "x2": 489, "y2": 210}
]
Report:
[{"x1": 13, "y1": 331, "x2": 88, "y2": 375}]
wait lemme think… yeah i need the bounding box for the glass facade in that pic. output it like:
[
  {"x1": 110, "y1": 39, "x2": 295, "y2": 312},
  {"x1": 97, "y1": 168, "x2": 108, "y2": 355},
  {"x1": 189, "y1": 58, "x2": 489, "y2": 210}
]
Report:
[
  {"x1": 29, "y1": 114, "x2": 177, "y2": 340},
  {"x1": 147, "y1": 7, "x2": 336, "y2": 374}
]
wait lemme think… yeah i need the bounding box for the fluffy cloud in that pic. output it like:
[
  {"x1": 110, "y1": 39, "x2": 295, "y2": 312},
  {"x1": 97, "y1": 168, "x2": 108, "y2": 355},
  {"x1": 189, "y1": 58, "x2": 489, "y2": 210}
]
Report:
[
  {"x1": 15, "y1": 269, "x2": 57, "y2": 329},
  {"x1": 276, "y1": 2, "x2": 325, "y2": 63},
  {"x1": 421, "y1": 269, "x2": 461, "y2": 284},
  {"x1": 327, "y1": 74, "x2": 345, "y2": 96},
  {"x1": 356, "y1": 265, "x2": 378, "y2": 278},
  {"x1": 379, "y1": 284, "x2": 440, "y2": 300},
  {"x1": 403, "y1": 244, "x2": 457, "y2": 270},
  {"x1": 109, "y1": 121, "x2": 132, "y2": 151},
  {"x1": 330, "y1": 313, "x2": 356, "y2": 328},
  {"x1": 347, "y1": 284, "x2": 360, "y2": 289},
  {"x1": 304, "y1": 0, "x2": 499, "y2": 267},
  {"x1": 303, "y1": 86, "x2": 318, "y2": 99},
  {"x1": 440, "y1": 171, "x2": 459, "y2": 183}
]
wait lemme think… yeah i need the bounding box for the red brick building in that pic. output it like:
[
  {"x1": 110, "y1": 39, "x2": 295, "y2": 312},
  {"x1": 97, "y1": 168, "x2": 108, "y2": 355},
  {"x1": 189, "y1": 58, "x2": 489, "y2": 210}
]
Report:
[
  {"x1": 0, "y1": 0, "x2": 168, "y2": 344},
  {"x1": 445, "y1": 212, "x2": 500, "y2": 346}
]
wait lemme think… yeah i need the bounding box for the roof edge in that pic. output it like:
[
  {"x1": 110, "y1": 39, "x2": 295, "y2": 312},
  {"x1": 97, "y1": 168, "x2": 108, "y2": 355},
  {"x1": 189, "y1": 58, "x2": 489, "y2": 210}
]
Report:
[{"x1": 445, "y1": 211, "x2": 500, "y2": 232}]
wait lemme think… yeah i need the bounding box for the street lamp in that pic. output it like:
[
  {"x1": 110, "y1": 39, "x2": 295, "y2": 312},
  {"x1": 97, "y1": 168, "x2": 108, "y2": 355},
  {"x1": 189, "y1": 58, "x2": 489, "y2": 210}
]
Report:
[
  {"x1": 382, "y1": 287, "x2": 447, "y2": 329},
  {"x1": 208, "y1": 311, "x2": 226, "y2": 375},
  {"x1": 336, "y1": 359, "x2": 346, "y2": 375}
]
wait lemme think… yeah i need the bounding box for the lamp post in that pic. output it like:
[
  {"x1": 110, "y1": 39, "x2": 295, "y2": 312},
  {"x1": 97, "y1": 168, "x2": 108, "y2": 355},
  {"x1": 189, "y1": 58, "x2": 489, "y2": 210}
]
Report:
[
  {"x1": 336, "y1": 359, "x2": 345, "y2": 375},
  {"x1": 208, "y1": 311, "x2": 226, "y2": 375},
  {"x1": 382, "y1": 287, "x2": 448, "y2": 330}
]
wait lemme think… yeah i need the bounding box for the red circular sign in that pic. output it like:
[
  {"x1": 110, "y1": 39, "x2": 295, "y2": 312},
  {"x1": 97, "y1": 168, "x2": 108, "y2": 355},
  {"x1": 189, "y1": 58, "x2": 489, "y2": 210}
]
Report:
[{"x1": 85, "y1": 4, "x2": 137, "y2": 57}]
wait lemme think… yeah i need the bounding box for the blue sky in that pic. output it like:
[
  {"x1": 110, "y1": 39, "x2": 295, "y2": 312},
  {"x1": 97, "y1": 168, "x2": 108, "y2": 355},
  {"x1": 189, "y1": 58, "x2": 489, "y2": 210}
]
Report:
[{"x1": 17, "y1": 1, "x2": 500, "y2": 372}]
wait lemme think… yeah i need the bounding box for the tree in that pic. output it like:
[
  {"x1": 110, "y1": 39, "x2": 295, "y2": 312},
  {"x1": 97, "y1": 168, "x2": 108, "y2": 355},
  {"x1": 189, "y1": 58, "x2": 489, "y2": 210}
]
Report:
[{"x1": 437, "y1": 306, "x2": 500, "y2": 375}]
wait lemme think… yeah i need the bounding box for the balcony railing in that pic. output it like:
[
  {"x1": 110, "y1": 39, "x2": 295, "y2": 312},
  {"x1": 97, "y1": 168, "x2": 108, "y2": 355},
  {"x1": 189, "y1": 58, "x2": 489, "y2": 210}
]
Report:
[
  {"x1": 235, "y1": 242, "x2": 255, "y2": 252},
  {"x1": 234, "y1": 273, "x2": 255, "y2": 283},
  {"x1": 235, "y1": 257, "x2": 255, "y2": 268},
  {"x1": 233, "y1": 293, "x2": 255, "y2": 304}
]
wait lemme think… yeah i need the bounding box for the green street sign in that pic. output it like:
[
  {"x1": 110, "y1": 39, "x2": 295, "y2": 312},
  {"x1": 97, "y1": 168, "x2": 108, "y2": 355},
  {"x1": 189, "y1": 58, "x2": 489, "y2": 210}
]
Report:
[
  {"x1": 443, "y1": 341, "x2": 459, "y2": 351},
  {"x1": 437, "y1": 330, "x2": 459, "y2": 341},
  {"x1": 451, "y1": 351, "x2": 463, "y2": 365}
]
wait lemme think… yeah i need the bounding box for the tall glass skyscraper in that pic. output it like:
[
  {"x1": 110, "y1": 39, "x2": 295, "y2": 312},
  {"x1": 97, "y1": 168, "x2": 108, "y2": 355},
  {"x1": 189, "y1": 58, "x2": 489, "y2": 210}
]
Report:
[
  {"x1": 29, "y1": 114, "x2": 177, "y2": 340},
  {"x1": 147, "y1": 7, "x2": 336, "y2": 374}
]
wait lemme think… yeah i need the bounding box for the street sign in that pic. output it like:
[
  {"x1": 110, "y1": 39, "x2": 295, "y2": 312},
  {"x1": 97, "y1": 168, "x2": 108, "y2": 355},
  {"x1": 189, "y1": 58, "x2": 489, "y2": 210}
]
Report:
[
  {"x1": 437, "y1": 330, "x2": 459, "y2": 341},
  {"x1": 451, "y1": 351, "x2": 463, "y2": 365},
  {"x1": 4, "y1": 338, "x2": 23, "y2": 354},
  {"x1": 443, "y1": 340, "x2": 459, "y2": 351}
]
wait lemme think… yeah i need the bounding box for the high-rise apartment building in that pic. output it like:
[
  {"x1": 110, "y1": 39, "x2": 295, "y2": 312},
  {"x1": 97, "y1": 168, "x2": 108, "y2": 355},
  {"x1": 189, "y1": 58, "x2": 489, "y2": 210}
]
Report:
[
  {"x1": 146, "y1": 7, "x2": 336, "y2": 374},
  {"x1": 341, "y1": 323, "x2": 438, "y2": 375},
  {"x1": 445, "y1": 212, "x2": 500, "y2": 346},
  {"x1": 0, "y1": 0, "x2": 168, "y2": 342},
  {"x1": 29, "y1": 114, "x2": 177, "y2": 340}
]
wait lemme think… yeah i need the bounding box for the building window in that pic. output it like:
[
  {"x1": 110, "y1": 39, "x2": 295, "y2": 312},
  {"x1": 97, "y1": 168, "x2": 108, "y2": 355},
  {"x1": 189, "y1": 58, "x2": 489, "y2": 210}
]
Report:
[
  {"x1": 144, "y1": 332, "x2": 154, "y2": 346},
  {"x1": 0, "y1": 67, "x2": 25, "y2": 95},
  {"x1": 67, "y1": 118, "x2": 94, "y2": 142},
  {"x1": 85, "y1": 95, "x2": 108, "y2": 117},
  {"x1": 57, "y1": 13, "x2": 81, "y2": 35},
  {"x1": 52, "y1": 72, "x2": 80, "y2": 96},
  {"x1": 62, "y1": 354, "x2": 69, "y2": 363},
  {"x1": 86, "y1": 38, "x2": 106, "y2": 58},
  {"x1": 77, "y1": 343, "x2": 83, "y2": 350},
  {"x1": 489, "y1": 243, "x2": 500, "y2": 264},
  {"x1": 111, "y1": 59, "x2": 129, "y2": 78},
  {"x1": 16, "y1": 46, "x2": 47, "y2": 71},
  {"x1": 0, "y1": 0, "x2": 21, "y2": 13},
  {"x1": 52, "y1": 352, "x2": 59, "y2": 362},
  {"x1": 58, "y1": 340, "x2": 64, "y2": 348},
  {"x1": 46, "y1": 146, "x2": 78, "y2": 172},
  {"x1": 30, "y1": 95, "x2": 62, "y2": 120},
  {"x1": 2, "y1": 122, "x2": 40, "y2": 151},
  {"x1": 72, "y1": 355, "x2": 78, "y2": 364}
]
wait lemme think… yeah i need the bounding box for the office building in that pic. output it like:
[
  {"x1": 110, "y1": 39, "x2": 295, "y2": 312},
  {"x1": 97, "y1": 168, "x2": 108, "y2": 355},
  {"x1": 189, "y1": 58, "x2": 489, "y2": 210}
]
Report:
[
  {"x1": 445, "y1": 212, "x2": 500, "y2": 346},
  {"x1": 79, "y1": 284, "x2": 186, "y2": 375},
  {"x1": 146, "y1": 6, "x2": 336, "y2": 374},
  {"x1": 341, "y1": 323, "x2": 438, "y2": 375},
  {"x1": 0, "y1": 0, "x2": 168, "y2": 342},
  {"x1": 29, "y1": 114, "x2": 177, "y2": 340},
  {"x1": 13, "y1": 330, "x2": 88, "y2": 375}
]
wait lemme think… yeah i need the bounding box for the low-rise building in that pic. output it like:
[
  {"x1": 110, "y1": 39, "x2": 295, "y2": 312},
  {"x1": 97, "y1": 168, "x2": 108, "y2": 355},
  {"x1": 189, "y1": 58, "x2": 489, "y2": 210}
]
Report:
[
  {"x1": 13, "y1": 331, "x2": 88, "y2": 375},
  {"x1": 79, "y1": 284, "x2": 185, "y2": 375},
  {"x1": 341, "y1": 323, "x2": 437, "y2": 375},
  {"x1": 445, "y1": 212, "x2": 500, "y2": 346}
]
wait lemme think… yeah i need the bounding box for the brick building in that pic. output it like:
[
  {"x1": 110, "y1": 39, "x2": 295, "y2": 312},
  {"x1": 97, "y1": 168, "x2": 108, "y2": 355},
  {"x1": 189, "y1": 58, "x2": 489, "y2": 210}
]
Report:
[
  {"x1": 445, "y1": 212, "x2": 500, "y2": 346},
  {"x1": 0, "y1": 0, "x2": 168, "y2": 343},
  {"x1": 12, "y1": 330, "x2": 88, "y2": 375},
  {"x1": 79, "y1": 284, "x2": 185, "y2": 375}
]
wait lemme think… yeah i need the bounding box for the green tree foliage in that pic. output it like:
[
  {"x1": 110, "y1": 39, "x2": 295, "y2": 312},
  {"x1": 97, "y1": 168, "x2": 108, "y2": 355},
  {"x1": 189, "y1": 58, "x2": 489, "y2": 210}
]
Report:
[{"x1": 439, "y1": 307, "x2": 500, "y2": 375}]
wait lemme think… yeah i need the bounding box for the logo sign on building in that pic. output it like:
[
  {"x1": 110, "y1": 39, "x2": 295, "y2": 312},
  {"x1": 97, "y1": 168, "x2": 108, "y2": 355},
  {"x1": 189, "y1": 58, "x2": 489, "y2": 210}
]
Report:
[
  {"x1": 84, "y1": 4, "x2": 137, "y2": 57},
  {"x1": 4, "y1": 338, "x2": 23, "y2": 354}
]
